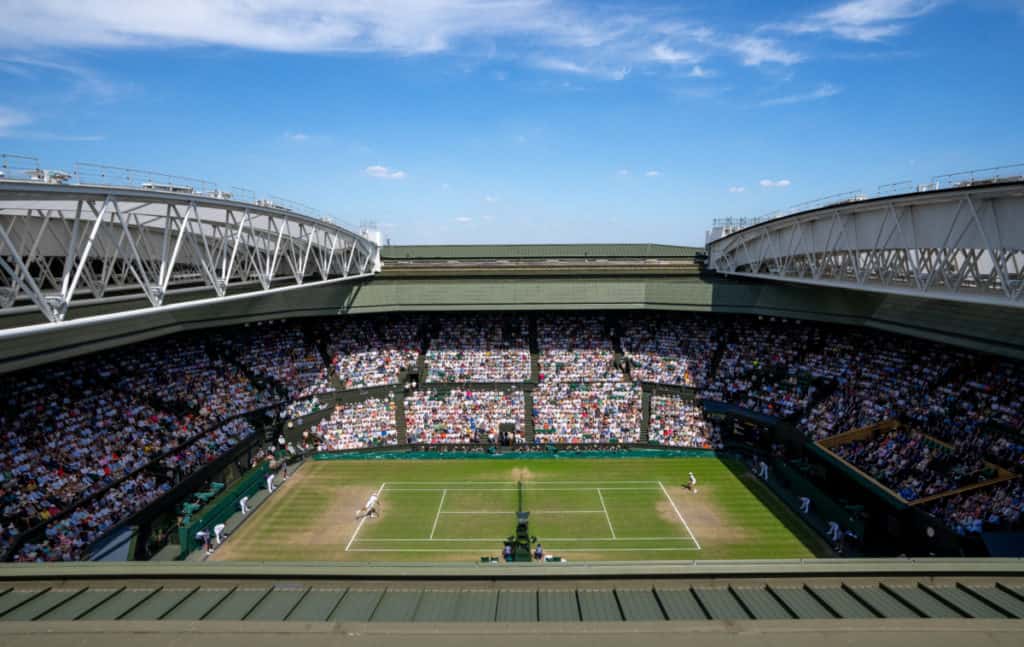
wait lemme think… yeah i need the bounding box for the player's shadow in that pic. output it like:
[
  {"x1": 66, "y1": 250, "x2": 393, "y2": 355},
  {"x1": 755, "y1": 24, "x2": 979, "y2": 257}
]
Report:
[{"x1": 722, "y1": 458, "x2": 833, "y2": 557}]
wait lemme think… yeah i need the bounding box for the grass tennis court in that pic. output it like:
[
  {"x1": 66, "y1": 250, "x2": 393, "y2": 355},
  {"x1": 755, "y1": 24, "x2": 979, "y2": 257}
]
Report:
[{"x1": 213, "y1": 457, "x2": 830, "y2": 562}]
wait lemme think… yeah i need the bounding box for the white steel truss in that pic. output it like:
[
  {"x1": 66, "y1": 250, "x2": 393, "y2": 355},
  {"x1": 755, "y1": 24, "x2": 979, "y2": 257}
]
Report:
[
  {"x1": 0, "y1": 181, "x2": 380, "y2": 323},
  {"x1": 706, "y1": 183, "x2": 1024, "y2": 308}
]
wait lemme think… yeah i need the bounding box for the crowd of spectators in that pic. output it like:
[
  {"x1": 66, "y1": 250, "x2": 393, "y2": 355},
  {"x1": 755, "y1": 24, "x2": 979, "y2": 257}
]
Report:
[
  {"x1": 15, "y1": 471, "x2": 170, "y2": 562},
  {"x1": 406, "y1": 389, "x2": 525, "y2": 444},
  {"x1": 313, "y1": 397, "x2": 398, "y2": 450},
  {"x1": 1, "y1": 365, "x2": 181, "y2": 549},
  {"x1": 701, "y1": 319, "x2": 822, "y2": 419},
  {"x1": 283, "y1": 396, "x2": 327, "y2": 421},
  {"x1": 906, "y1": 359, "x2": 1024, "y2": 471},
  {"x1": 798, "y1": 335, "x2": 963, "y2": 441},
  {"x1": 622, "y1": 314, "x2": 718, "y2": 388},
  {"x1": 831, "y1": 430, "x2": 987, "y2": 501},
  {"x1": 426, "y1": 315, "x2": 530, "y2": 383},
  {"x1": 928, "y1": 478, "x2": 1024, "y2": 535},
  {"x1": 320, "y1": 316, "x2": 420, "y2": 389},
  {"x1": 121, "y1": 341, "x2": 275, "y2": 424},
  {"x1": 533, "y1": 382, "x2": 641, "y2": 444},
  {"x1": 218, "y1": 322, "x2": 332, "y2": 400},
  {"x1": 538, "y1": 315, "x2": 621, "y2": 382},
  {"x1": 649, "y1": 396, "x2": 721, "y2": 449}
]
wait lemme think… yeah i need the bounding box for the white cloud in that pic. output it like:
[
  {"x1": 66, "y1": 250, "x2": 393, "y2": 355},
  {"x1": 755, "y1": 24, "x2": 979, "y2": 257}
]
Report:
[
  {"x1": 455, "y1": 216, "x2": 472, "y2": 223},
  {"x1": 0, "y1": 55, "x2": 118, "y2": 100},
  {"x1": 645, "y1": 170, "x2": 661, "y2": 177},
  {"x1": 687, "y1": 65, "x2": 713, "y2": 78},
  {"x1": 648, "y1": 43, "x2": 698, "y2": 64},
  {"x1": 0, "y1": 106, "x2": 31, "y2": 135},
  {"x1": 730, "y1": 36, "x2": 803, "y2": 66},
  {"x1": 760, "y1": 179, "x2": 792, "y2": 187},
  {"x1": 483, "y1": 195, "x2": 498, "y2": 203},
  {"x1": 761, "y1": 83, "x2": 841, "y2": 106},
  {"x1": 364, "y1": 164, "x2": 406, "y2": 180},
  {"x1": 285, "y1": 132, "x2": 310, "y2": 142},
  {"x1": 772, "y1": 0, "x2": 942, "y2": 42},
  {"x1": 616, "y1": 169, "x2": 630, "y2": 176},
  {"x1": 728, "y1": 186, "x2": 745, "y2": 193},
  {"x1": 533, "y1": 57, "x2": 630, "y2": 81},
  {"x1": 0, "y1": 2, "x2": 813, "y2": 75}
]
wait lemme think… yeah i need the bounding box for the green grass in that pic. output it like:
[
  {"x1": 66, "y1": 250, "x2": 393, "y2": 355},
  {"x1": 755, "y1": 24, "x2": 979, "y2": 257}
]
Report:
[{"x1": 216, "y1": 457, "x2": 830, "y2": 562}]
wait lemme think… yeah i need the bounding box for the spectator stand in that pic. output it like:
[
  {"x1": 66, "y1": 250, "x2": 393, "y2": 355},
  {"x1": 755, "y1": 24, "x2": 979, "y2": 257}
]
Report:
[
  {"x1": 404, "y1": 382, "x2": 528, "y2": 446},
  {"x1": 815, "y1": 420, "x2": 1016, "y2": 507},
  {"x1": 5, "y1": 407, "x2": 269, "y2": 562}
]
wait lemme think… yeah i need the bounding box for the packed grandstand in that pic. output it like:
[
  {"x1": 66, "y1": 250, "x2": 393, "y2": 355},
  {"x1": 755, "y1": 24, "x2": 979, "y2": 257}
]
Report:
[{"x1": 1, "y1": 311, "x2": 1022, "y2": 562}]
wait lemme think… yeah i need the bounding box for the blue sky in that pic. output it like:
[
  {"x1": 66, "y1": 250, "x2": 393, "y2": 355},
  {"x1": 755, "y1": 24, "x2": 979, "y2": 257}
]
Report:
[{"x1": 0, "y1": 1, "x2": 1022, "y2": 246}]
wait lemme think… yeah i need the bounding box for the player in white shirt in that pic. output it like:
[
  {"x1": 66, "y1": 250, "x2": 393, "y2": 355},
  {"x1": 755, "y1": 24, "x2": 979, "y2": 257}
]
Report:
[
  {"x1": 214, "y1": 523, "x2": 227, "y2": 545},
  {"x1": 688, "y1": 471, "x2": 698, "y2": 494},
  {"x1": 239, "y1": 496, "x2": 250, "y2": 516},
  {"x1": 357, "y1": 493, "x2": 380, "y2": 519}
]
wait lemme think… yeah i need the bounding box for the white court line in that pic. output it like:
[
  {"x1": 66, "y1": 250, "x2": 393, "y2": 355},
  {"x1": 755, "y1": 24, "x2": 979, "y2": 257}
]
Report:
[
  {"x1": 345, "y1": 482, "x2": 386, "y2": 552},
  {"x1": 382, "y1": 487, "x2": 661, "y2": 492},
  {"x1": 347, "y1": 547, "x2": 701, "y2": 553},
  {"x1": 596, "y1": 489, "x2": 616, "y2": 539},
  {"x1": 439, "y1": 510, "x2": 606, "y2": 515},
  {"x1": 429, "y1": 489, "x2": 447, "y2": 539},
  {"x1": 658, "y1": 480, "x2": 701, "y2": 550},
  {"x1": 382, "y1": 480, "x2": 661, "y2": 484},
  {"x1": 353, "y1": 536, "x2": 696, "y2": 542},
  {"x1": 544, "y1": 547, "x2": 701, "y2": 552}
]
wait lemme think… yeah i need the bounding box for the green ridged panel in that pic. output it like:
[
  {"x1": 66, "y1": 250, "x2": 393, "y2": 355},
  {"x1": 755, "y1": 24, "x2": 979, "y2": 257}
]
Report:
[
  {"x1": 496, "y1": 591, "x2": 536, "y2": 622},
  {"x1": 248, "y1": 588, "x2": 308, "y2": 621},
  {"x1": 806, "y1": 586, "x2": 876, "y2": 618},
  {"x1": 288, "y1": 589, "x2": 346, "y2": 622},
  {"x1": 731, "y1": 586, "x2": 791, "y2": 620},
  {"x1": 202, "y1": 588, "x2": 269, "y2": 621},
  {"x1": 882, "y1": 585, "x2": 962, "y2": 618},
  {"x1": 846, "y1": 585, "x2": 921, "y2": 618},
  {"x1": 36, "y1": 588, "x2": 121, "y2": 621},
  {"x1": 615, "y1": 590, "x2": 665, "y2": 621},
  {"x1": 768, "y1": 587, "x2": 834, "y2": 619},
  {"x1": 0, "y1": 589, "x2": 81, "y2": 621},
  {"x1": 577, "y1": 590, "x2": 621, "y2": 622},
  {"x1": 371, "y1": 591, "x2": 421, "y2": 622},
  {"x1": 537, "y1": 591, "x2": 579, "y2": 622},
  {"x1": 653, "y1": 589, "x2": 706, "y2": 620},
  {"x1": 923, "y1": 585, "x2": 1005, "y2": 619},
  {"x1": 693, "y1": 587, "x2": 748, "y2": 620},
  {"x1": 79, "y1": 588, "x2": 160, "y2": 620},
  {"x1": 329, "y1": 590, "x2": 383, "y2": 622},
  {"x1": 161, "y1": 588, "x2": 233, "y2": 620}
]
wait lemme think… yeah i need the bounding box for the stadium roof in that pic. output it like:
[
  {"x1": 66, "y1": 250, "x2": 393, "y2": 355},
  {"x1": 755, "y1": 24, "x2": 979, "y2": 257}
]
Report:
[{"x1": 382, "y1": 244, "x2": 701, "y2": 260}]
